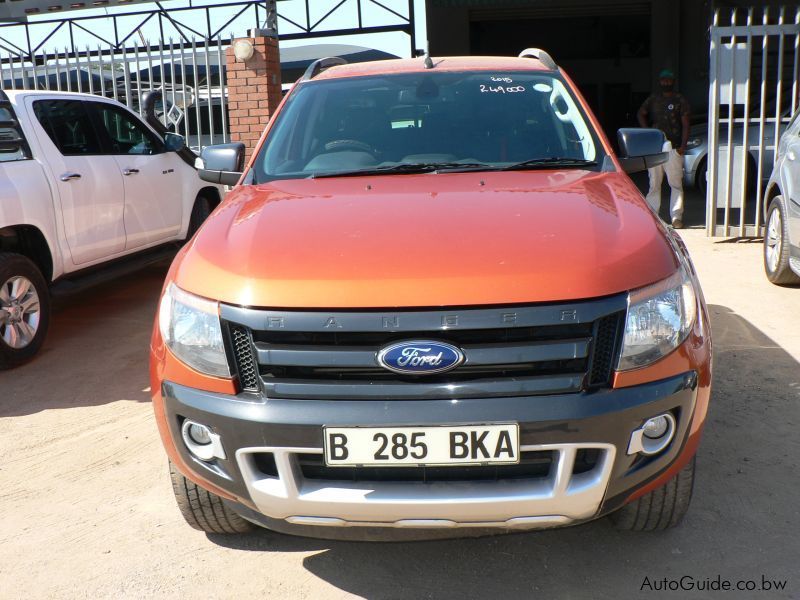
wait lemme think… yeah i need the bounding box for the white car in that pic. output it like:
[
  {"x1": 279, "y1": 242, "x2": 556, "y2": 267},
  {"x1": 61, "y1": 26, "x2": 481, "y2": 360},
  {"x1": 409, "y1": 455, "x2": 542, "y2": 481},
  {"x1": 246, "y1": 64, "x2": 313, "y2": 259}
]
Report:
[
  {"x1": 0, "y1": 89, "x2": 224, "y2": 367},
  {"x1": 763, "y1": 107, "x2": 800, "y2": 285}
]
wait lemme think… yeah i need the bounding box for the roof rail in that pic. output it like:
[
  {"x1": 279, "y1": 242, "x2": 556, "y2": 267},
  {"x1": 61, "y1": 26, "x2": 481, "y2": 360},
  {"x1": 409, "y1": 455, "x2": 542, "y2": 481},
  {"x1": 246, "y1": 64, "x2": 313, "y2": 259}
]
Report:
[
  {"x1": 301, "y1": 56, "x2": 348, "y2": 82},
  {"x1": 518, "y1": 48, "x2": 557, "y2": 70}
]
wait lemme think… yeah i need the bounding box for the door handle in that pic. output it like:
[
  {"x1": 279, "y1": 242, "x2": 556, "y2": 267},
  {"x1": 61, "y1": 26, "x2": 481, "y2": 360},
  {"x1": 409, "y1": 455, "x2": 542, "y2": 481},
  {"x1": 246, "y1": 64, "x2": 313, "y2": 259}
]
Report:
[
  {"x1": 122, "y1": 168, "x2": 140, "y2": 176},
  {"x1": 60, "y1": 172, "x2": 81, "y2": 182}
]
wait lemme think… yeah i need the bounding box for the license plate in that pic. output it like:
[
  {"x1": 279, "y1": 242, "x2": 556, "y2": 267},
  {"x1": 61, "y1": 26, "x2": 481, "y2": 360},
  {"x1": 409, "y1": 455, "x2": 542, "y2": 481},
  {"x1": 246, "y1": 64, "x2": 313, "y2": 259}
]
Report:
[{"x1": 323, "y1": 424, "x2": 519, "y2": 467}]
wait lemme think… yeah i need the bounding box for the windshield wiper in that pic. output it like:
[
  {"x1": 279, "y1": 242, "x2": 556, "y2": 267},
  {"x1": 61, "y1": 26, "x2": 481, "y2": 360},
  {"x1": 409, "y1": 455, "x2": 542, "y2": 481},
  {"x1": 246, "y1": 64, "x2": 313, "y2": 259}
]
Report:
[
  {"x1": 500, "y1": 157, "x2": 598, "y2": 171},
  {"x1": 310, "y1": 162, "x2": 494, "y2": 178}
]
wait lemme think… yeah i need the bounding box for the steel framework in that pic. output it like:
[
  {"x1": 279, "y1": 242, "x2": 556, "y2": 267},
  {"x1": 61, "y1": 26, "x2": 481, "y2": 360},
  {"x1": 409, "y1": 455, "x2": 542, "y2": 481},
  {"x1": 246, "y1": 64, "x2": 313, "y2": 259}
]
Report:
[
  {"x1": 0, "y1": 0, "x2": 417, "y2": 154},
  {"x1": 0, "y1": 0, "x2": 416, "y2": 61}
]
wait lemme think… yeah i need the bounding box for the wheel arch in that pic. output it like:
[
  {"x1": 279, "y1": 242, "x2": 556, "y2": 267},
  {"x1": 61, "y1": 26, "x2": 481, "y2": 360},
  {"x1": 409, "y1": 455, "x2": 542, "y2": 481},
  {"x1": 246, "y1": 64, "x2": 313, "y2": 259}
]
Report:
[
  {"x1": 764, "y1": 184, "x2": 782, "y2": 222},
  {"x1": 0, "y1": 225, "x2": 54, "y2": 282},
  {"x1": 198, "y1": 186, "x2": 222, "y2": 209}
]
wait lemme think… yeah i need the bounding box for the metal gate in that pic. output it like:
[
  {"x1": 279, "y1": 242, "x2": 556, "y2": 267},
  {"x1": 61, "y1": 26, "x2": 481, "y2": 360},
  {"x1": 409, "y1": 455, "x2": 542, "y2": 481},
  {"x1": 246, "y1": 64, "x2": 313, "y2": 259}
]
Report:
[
  {"x1": 0, "y1": 0, "x2": 418, "y2": 154},
  {"x1": 0, "y1": 37, "x2": 232, "y2": 153},
  {"x1": 707, "y1": 6, "x2": 800, "y2": 237}
]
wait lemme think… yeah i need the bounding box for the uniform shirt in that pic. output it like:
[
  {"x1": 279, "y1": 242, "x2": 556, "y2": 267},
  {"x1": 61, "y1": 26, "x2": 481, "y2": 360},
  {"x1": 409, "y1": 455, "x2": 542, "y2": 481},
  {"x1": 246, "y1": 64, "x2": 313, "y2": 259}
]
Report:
[{"x1": 640, "y1": 93, "x2": 691, "y2": 149}]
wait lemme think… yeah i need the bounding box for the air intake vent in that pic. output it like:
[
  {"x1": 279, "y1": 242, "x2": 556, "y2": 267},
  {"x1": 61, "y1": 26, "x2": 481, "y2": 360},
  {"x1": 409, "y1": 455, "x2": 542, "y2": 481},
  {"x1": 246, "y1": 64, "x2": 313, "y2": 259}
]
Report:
[
  {"x1": 230, "y1": 325, "x2": 259, "y2": 392},
  {"x1": 588, "y1": 313, "x2": 623, "y2": 386}
]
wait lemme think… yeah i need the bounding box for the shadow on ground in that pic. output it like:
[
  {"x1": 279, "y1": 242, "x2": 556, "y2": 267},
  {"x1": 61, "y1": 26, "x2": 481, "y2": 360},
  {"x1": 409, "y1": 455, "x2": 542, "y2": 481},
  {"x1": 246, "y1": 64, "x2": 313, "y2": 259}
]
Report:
[
  {"x1": 0, "y1": 260, "x2": 171, "y2": 418},
  {"x1": 210, "y1": 305, "x2": 799, "y2": 599}
]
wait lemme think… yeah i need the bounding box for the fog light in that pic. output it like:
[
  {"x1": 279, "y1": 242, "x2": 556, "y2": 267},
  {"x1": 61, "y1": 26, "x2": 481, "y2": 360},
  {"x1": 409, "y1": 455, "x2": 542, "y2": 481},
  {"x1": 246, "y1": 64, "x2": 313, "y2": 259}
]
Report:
[
  {"x1": 181, "y1": 420, "x2": 226, "y2": 461},
  {"x1": 627, "y1": 413, "x2": 676, "y2": 456},
  {"x1": 187, "y1": 423, "x2": 212, "y2": 445},
  {"x1": 643, "y1": 415, "x2": 669, "y2": 439}
]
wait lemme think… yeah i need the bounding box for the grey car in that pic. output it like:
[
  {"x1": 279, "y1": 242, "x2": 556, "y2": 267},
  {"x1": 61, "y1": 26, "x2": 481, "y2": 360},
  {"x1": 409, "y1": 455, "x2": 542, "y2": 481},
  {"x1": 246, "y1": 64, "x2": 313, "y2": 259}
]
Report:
[
  {"x1": 683, "y1": 121, "x2": 784, "y2": 192},
  {"x1": 763, "y1": 107, "x2": 800, "y2": 285}
]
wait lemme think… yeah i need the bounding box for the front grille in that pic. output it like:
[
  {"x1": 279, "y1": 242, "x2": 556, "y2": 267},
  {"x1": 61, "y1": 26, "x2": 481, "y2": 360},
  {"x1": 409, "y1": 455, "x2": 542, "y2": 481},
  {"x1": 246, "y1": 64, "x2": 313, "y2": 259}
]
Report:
[{"x1": 221, "y1": 297, "x2": 626, "y2": 399}]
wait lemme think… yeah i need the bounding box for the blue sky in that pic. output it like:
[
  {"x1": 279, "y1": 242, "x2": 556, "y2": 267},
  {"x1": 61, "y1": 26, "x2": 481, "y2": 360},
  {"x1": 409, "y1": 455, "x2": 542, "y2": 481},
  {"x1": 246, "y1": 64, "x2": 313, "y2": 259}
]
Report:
[{"x1": 0, "y1": 0, "x2": 428, "y2": 59}]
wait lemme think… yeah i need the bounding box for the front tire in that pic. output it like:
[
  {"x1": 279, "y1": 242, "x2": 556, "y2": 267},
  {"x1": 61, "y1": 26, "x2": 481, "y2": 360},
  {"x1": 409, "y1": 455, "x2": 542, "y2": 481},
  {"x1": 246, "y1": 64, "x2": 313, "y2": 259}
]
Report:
[
  {"x1": 0, "y1": 253, "x2": 50, "y2": 369},
  {"x1": 169, "y1": 461, "x2": 254, "y2": 534},
  {"x1": 610, "y1": 456, "x2": 695, "y2": 531},
  {"x1": 764, "y1": 197, "x2": 800, "y2": 285}
]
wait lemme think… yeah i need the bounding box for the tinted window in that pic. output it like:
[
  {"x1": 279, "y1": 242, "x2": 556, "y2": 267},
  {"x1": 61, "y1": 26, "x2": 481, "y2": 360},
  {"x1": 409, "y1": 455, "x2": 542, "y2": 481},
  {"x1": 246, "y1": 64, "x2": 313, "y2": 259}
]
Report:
[
  {"x1": 91, "y1": 103, "x2": 164, "y2": 155},
  {"x1": 33, "y1": 100, "x2": 102, "y2": 156},
  {"x1": 0, "y1": 107, "x2": 29, "y2": 163},
  {"x1": 254, "y1": 71, "x2": 601, "y2": 182}
]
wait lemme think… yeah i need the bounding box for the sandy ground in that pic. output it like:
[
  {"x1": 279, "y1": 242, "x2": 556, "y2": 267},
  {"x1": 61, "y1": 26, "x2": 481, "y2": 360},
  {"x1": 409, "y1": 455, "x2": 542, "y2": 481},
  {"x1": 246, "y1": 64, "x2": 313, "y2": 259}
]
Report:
[{"x1": 1, "y1": 227, "x2": 799, "y2": 600}]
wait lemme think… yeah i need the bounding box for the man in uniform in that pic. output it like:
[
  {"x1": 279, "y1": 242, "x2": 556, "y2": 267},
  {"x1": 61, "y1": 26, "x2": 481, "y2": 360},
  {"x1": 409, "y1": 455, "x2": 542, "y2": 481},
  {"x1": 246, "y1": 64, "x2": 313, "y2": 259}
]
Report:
[{"x1": 637, "y1": 68, "x2": 691, "y2": 228}]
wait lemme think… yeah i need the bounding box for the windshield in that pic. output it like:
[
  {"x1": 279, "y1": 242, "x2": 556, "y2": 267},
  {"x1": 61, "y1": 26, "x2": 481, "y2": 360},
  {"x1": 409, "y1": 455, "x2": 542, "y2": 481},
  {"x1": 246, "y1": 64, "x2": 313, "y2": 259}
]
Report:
[{"x1": 253, "y1": 71, "x2": 602, "y2": 182}]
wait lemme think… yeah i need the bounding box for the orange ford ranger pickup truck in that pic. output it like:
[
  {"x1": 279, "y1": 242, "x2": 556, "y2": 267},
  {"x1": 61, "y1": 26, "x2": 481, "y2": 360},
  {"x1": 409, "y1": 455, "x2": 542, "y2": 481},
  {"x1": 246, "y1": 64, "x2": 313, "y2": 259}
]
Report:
[{"x1": 150, "y1": 50, "x2": 712, "y2": 538}]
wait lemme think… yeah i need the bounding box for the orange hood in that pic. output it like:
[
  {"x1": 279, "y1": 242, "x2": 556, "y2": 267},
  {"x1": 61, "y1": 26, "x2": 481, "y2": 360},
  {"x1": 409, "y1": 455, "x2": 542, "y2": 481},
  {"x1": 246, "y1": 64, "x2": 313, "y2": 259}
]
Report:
[{"x1": 173, "y1": 170, "x2": 678, "y2": 308}]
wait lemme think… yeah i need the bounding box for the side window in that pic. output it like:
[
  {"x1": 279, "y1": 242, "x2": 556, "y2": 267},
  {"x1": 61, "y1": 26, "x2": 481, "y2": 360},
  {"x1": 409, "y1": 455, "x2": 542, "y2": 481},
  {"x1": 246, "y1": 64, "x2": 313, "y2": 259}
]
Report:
[
  {"x1": 90, "y1": 103, "x2": 164, "y2": 155},
  {"x1": 33, "y1": 100, "x2": 102, "y2": 156},
  {"x1": 0, "y1": 106, "x2": 30, "y2": 163}
]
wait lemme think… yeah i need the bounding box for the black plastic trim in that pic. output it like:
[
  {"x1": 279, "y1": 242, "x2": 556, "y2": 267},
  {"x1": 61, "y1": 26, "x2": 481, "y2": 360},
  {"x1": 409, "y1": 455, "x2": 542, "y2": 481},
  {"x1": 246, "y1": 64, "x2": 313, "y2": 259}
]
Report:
[{"x1": 220, "y1": 294, "x2": 628, "y2": 333}]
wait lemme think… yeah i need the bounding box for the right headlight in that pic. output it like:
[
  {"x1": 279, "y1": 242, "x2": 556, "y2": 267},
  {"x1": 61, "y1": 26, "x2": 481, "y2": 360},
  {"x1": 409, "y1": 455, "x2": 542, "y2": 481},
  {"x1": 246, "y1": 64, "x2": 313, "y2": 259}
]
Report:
[
  {"x1": 158, "y1": 283, "x2": 231, "y2": 378},
  {"x1": 617, "y1": 267, "x2": 698, "y2": 371}
]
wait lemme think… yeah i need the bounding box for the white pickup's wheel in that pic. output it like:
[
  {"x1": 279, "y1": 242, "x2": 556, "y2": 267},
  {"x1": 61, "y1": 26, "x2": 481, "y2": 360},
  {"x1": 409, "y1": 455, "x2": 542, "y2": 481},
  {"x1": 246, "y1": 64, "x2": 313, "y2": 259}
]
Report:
[
  {"x1": 1, "y1": 275, "x2": 40, "y2": 348},
  {"x1": 0, "y1": 253, "x2": 50, "y2": 368},
  {"x1": 764, "y1": 197, "x2": 800, "y2": 285}
]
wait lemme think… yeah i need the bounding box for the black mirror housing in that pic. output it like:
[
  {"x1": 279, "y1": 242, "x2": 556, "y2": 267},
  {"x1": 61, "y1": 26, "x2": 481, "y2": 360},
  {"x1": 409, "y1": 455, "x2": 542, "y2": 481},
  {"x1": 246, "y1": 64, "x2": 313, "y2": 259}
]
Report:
[
  {"x1": 164, "y1": 132, "x2": 185, "y2": 152},
  {"x1": 616, "y1": 128, "x2": 670, "y2": 173},
  {"x1": 197, "y1": 142, "x2": 246, "y2": 186}
]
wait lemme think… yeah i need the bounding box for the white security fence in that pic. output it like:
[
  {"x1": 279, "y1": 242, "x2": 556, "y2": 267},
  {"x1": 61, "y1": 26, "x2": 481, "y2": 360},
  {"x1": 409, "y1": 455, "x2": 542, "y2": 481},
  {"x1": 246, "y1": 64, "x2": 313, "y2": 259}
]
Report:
[
  {"x1": 707, "y1": 6, "x2": 800, "y2": 237},
  {"x1": 0, "y1": 38, "x2": 231, "y2": 152}
]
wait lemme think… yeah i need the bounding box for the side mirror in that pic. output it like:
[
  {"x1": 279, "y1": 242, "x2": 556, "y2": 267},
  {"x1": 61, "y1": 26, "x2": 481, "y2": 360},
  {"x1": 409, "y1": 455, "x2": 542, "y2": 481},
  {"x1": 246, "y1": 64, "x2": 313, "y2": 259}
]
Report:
[
  {"x1": 163, "y1": 132, "x2": 185, "y2": 152},
  {"x1": 617, "y1": 128, "x2": 670, "y2": 173},
  {"x1": 197, "y1": 142, "x2": 246, "y2": 186}
]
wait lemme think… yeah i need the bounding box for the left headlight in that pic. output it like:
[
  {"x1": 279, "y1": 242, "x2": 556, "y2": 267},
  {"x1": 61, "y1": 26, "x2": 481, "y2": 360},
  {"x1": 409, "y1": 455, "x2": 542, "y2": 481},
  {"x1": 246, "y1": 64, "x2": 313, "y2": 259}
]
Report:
[
  {"x1": 158, "y1": 283, "x2": 231, "y2": 378},
  {"x1": 617, "y1": 267, "x2": 697, "y2": 371}
]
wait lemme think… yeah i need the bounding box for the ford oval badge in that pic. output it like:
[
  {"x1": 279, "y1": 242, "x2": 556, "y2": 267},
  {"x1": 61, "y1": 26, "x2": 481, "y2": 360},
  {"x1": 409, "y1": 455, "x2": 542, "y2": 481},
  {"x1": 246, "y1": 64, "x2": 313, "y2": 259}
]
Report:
[{"x1": 377, "y1": 340, "x2": 465, "y2": 375}]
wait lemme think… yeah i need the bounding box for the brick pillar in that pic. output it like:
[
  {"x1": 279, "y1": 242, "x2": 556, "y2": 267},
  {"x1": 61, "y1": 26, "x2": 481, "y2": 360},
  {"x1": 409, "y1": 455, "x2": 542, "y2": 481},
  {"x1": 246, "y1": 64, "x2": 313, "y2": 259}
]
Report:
[{"x1": 225, "y1": 35, "x2": 282, "y2": 160}]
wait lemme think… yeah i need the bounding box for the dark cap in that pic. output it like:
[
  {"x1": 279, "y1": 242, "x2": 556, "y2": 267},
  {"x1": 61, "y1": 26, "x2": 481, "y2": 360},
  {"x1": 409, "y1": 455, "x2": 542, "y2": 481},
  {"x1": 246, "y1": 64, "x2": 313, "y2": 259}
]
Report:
[{"x1": 659, "y1": 68, "x2": 675, "y2": 79}]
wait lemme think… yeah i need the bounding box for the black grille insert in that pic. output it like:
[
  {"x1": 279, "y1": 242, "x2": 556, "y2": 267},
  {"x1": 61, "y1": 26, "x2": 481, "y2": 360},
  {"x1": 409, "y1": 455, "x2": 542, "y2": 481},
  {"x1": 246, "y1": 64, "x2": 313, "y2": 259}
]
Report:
[
  {"x1": 588, "y1": 313, "x2": 624, "y2": 386},
  {"x1": 295, "y1": 451, "x2": 555, "y2": 483},
  {"x1": 252, "y1": 323, "x2": 594, "y2": 347},
  {"x1": 230, "y1": 325, "x2": 259, "y2": 392},
  {"x1": 261, "y1": 359, "x2": 588, "y2": 383}
]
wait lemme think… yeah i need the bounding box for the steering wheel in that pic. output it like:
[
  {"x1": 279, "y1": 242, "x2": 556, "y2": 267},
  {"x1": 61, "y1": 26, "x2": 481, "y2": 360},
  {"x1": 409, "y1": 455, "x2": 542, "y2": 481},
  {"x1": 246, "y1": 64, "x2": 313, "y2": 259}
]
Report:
[{"x1": 324, "y1": 139, "x2": 374, "y2": 154}]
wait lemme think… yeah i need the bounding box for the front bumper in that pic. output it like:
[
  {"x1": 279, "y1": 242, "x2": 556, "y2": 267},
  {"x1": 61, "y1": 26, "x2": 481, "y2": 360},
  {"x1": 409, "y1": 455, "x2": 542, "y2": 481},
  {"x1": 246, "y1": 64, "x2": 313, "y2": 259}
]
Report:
[{"x1": 161, "y1": 371, "x2": 699, "y2": 532}]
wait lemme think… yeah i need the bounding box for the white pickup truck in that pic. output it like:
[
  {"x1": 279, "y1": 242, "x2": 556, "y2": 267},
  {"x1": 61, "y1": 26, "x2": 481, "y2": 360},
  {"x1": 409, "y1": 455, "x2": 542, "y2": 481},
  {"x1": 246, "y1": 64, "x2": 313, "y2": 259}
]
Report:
[{"x1": 0, "y1": 89, "x2": 223, "y2": 368}]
